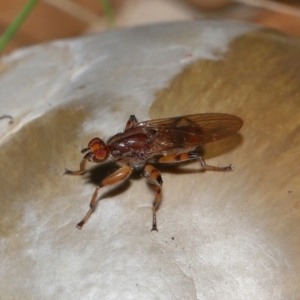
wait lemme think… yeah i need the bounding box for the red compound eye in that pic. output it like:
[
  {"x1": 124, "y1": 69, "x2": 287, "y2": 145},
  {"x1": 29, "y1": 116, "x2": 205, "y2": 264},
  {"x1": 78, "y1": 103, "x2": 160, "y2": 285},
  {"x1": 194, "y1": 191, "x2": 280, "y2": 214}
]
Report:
[
  {"x1": 85, "y1": 137, "x2": 110, "y2": 162},
  {"x1": 93, "y1": 149, "x2": 108, "y2": 162}
]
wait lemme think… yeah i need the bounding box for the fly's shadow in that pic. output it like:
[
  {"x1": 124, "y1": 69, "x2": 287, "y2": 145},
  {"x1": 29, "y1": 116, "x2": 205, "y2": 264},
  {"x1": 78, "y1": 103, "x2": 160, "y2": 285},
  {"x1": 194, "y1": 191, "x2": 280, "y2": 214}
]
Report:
[{"x1": 82, "y1": 162, "x2": 141, "y2": 200}]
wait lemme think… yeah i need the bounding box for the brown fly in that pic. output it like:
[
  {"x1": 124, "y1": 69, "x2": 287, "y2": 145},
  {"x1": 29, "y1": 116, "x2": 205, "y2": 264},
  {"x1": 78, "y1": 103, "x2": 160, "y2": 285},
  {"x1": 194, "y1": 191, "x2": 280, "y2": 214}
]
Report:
[{"x1": 64, "y1": 113, "x2": 243, "y2": 231}]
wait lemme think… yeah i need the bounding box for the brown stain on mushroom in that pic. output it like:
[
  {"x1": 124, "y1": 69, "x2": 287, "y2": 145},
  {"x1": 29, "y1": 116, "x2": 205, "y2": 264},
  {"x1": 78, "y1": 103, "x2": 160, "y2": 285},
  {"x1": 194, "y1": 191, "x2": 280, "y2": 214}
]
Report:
[
  {"x1": 150, "y1": 28, "x2": 300, "y2": 264},
  {"x1": 151, "y1": 28, "x2": 300, "y2": 119},
  {"x1": 0, "y1": 106, "x2": 90, "y2": 238},
  {"x1": 150, "y1": 27, "x2": 300, "y2": 203}
]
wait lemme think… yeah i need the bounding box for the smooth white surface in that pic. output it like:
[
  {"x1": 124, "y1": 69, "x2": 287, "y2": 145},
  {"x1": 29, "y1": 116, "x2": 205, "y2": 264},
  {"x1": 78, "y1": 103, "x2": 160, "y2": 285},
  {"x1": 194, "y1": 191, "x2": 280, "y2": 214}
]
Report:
[{"x1": 1, "y1": 20, "x2": 254, "y2": 142}]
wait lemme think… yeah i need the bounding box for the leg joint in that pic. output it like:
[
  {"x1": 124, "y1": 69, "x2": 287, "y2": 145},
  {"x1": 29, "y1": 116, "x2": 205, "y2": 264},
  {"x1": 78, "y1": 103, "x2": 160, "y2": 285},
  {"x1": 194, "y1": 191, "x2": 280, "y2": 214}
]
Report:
[{"x1": 188, "y1": 151, "x2": 200, "y2": 159}]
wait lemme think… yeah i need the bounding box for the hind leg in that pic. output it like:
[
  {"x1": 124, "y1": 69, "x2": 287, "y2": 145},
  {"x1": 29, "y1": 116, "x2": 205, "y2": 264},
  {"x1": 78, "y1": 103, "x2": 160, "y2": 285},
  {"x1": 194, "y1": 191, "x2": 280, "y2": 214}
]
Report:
[
  {"x1": 158, "y1": 152, "x2": 234, "y2": 171},
  {"x1": 144, "y1": 164, "x2": 163, "y2": 231}
]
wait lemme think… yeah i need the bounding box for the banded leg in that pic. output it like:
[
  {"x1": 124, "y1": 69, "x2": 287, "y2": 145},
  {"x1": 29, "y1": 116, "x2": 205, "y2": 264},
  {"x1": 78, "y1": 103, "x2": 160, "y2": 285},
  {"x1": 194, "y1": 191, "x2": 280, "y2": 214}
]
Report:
[
  {"x1": 158, "y1": 151, "x2": 233, "y2": 171},
  {"x1": 63, "y1": 152, "x2": 92, "y2": 176},
  {"x1": 76, "y1": 165, "x2": 132, "y2": 229},
  {"x1": 144, "y1": 164, "x2": 163, "y2": 232}
]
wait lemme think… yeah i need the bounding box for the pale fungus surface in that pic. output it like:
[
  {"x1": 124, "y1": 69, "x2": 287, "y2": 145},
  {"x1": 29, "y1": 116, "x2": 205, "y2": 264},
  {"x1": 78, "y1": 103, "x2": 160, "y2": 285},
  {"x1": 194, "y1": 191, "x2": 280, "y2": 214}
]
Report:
[{"x1": 0, "y1": 20, "x2": 300, "y2": 299}]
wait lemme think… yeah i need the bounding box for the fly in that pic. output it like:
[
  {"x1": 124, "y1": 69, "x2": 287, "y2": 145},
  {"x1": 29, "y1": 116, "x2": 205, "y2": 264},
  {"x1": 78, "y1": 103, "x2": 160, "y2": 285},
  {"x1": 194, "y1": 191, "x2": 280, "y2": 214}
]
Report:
[{"x1": 64, "y1": 113, "x2": 243, "y2": 231}]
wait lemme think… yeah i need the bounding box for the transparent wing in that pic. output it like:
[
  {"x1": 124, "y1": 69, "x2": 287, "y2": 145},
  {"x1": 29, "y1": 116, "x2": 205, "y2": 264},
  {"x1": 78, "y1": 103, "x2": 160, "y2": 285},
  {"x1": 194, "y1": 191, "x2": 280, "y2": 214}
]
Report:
[{"x1": 138, "y1": 113, "x2": 243, "y2": 144}]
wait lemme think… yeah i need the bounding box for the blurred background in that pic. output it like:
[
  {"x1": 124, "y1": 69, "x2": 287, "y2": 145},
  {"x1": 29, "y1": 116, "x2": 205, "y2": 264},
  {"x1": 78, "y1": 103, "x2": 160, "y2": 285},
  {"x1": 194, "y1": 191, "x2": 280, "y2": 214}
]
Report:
[{"x1": 1, "y1": 0, "x2": 300, "y2": 55}]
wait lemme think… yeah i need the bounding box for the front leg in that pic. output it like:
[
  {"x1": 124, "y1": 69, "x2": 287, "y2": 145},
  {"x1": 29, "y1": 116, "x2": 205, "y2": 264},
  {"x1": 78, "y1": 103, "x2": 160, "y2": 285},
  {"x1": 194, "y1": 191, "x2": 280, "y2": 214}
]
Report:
[
  {"x1": 76, "y1": 165, "x2": 132, "y2": 229},
  {"x1": 144, "y1": 164, "x2": 163, "y2": 232},
  {"x1": 63, "y1": 152, "x2": 93, "y2": 176}
]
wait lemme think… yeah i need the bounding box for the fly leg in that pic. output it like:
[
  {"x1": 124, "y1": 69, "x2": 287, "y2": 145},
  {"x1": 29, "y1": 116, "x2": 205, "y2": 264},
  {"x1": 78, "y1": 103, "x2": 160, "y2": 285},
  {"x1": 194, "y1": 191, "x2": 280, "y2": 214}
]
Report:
[
  {"x1": 76, "y1": 165, "x2": 132, "y2": 229},
  {"x1": 158, "y1": 152, "x2": 233, "y2": 171},
  {"x1": 144, "y1": 165, "x2": 163, "y2": 232},
  {"x1": 63, "y1": 152, "x2": 93, "y2": 175},
  {"x1": 198, "y1": 156, "x2": 233, "y2": 171}
]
